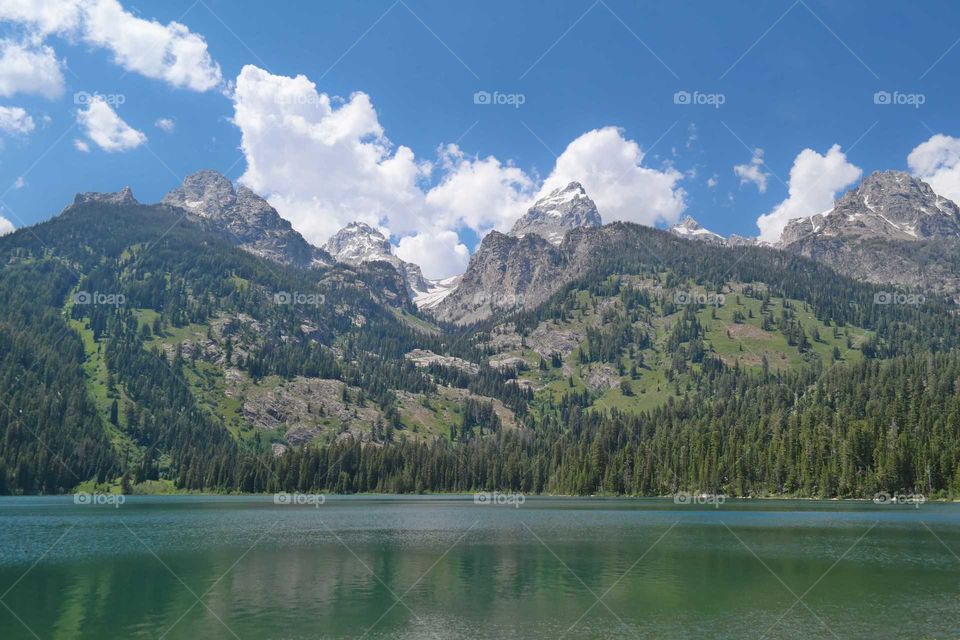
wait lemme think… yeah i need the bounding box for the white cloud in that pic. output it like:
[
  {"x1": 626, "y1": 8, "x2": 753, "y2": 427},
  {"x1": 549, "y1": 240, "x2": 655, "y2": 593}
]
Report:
[
  {"x1": 0, "y1": 106, "x2": 34, "y2": 135},
  {"x1": 13, "y1": 176, "x2": 24, "y2": 189},
  {"x1": 734, "y1": 148, "x2": 769, "y2": 193},
  {"x1": 539, "y1": 126, "x2": 686, "y2": 226},
  {"x1": 0, "y1": 0, "x2": 83, "y2": 35},
  {"x1": 73, "y1": 138, "x2": 89, "y2": 152},
  {"x1": 395, "y1": 229, "x2": 469, "y2": 280},
  {"x1": 424, "y1": 144, "x2": 535, "y2": 234},
  {"x1": 707, "y1": 174, "x2": 719, "y2": 188},
  {"x1": 0, "y1": 0, "x2": 221, "y2": 92},
  {"x1": 232, "y1": 67, "x2": 688, "y2": 277},
  {"x1": 0, "y1": 214, "x2": 14, "y2": 235},
  {"x1": 154, "y1": 117, "x2": 175, "y2": 133},
  {"x1": 76, "y1": 98, "x2": 145, "y2": 151},
  {"x1": 233, "y1": 64, "x2": 429, "y2": 244},
  {"x1": 907, "y1": 133, "x2": 960, "y2": 205},
  {"x1": 756, "y1": 144, "x2": 861, "y2": 243},
  {"x1": 0, "y1": 39, "x2": 64, "y2": 99}
]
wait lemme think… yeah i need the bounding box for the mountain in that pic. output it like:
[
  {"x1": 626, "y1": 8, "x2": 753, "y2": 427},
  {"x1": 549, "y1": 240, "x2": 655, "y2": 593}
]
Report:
[
  {"x1": 323, "y1": 221, "x2": 456, "y2": 308},
  {"x1": 779, "y1": 171, "x2": 960, "y2": 294},
  {"x1": 668, "y1": 216, "x2": 725, "y2": 244},
  {"x1": 162, "y1": 170, "x2": 330, "y2": 268},
  {"x1": 509, "y1": 182, "x2": 602, "y2": 244},
  {"x1": 3, "y1": 172, "x2": 960, "y2": 500},
  {"x1": 433, "y1": 183, "x2": 604, "y2": 325},
  {"x1": 780, "y1": 171, "x2": 960, "y2": 245}
]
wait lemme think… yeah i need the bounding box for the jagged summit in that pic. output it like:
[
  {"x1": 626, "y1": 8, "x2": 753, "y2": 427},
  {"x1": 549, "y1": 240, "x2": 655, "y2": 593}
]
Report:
[
  {"x1": 668, "y1": 215, "x2": 724, "y2": 244},
  {"x1": 323, "y1": 222, "x2": 395, "y2": 266},
  {"x1": 163, "y1": 170, "x2": 325, "y2": 268},
  {"x1": 509, "y1": 182, "x2": 602, "y2": 244},
  {"x1": 780, "y1": 170, "x2": 960, "y2": 246},
  {"x1": 323, "y1": 221, "x2": 454, "y2": 307},
  {"x1": 74, "y1": 186, "x2": 137, "y2": 207}
]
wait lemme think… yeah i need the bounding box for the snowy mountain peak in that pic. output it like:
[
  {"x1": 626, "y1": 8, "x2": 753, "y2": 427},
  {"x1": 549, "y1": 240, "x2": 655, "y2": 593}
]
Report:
[
  {"x1": 509, "y1": 181, "x2": 601, "y2": 244},
  {"x1": 323, "y1": 221, "x2": 457, "y2": 308},
  {"x1": 668, "y1": 215, "x2": 725, "y2": 244},
  {"x1": 323, "y1": 222, "x2": 394, "y2": 265}
]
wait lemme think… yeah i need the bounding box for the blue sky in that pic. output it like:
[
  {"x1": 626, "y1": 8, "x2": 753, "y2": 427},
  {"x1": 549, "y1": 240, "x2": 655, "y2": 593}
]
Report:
[{"x1": 1, "y1": 0, "x2": 960, "y2": 277}]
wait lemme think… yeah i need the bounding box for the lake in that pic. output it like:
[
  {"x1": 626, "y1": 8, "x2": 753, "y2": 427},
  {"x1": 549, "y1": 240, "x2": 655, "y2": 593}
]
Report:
[{"x1": 0, "y1": 496, "x2": 957, "y2": 639}]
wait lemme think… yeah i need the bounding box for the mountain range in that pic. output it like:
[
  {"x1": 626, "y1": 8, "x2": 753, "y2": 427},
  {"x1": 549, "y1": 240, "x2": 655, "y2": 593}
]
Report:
[{"x1": 2, "y1": 165, "x2": 960, "y2": 498}]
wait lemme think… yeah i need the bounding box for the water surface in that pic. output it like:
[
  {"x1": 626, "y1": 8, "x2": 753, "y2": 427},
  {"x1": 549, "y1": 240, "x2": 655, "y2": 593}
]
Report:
[{"x1": 0, "y1": 496, "x2": 957, "y2": 639}]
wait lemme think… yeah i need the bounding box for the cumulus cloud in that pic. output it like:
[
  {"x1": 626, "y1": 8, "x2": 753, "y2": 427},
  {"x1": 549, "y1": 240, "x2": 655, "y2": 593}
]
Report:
[
  {"x1": 233, "y1": 64, "x2": 429, "y2": 244},
  {"x1": 0, "y1": 39, "x2": 64, "y2": 99},
  {"x1": 0, "y1": 0, "x2": 221, "y2": 92},
  {"x1": 907, "y1": 134, "x2": 960, "y2": 205},
  {"x1": 756, "y1": 144, "x2": 861, "y2": 243},
  {"x1": 424, "y1": 144, "x2": 536, "y2": 234},
  {"x1": 734, "y1": 148, "x2": 769, "y2": 193},
  {"x1": 539, "y1": 126, "x2": 686, "y2": 227},
  {"x1": 395, "y1": 229, "x2": 470, "y2": 280},
  {"x1": 0, "y1": 215, "x2": 14, "y2": 235},
  {"x1": 232, "y1": 66, "x2": 688, "y2": 278},
  {"x1": 76, "y1": 98, "x2": 145, "y2": 151},
  {"x1": 707, "y1": 174, "x2": 719, "y2": 188},
  {"x1": 0, "y1": 0, "x2": 83, "y2": 34},
  {"x1": 0, "y1": 106, "x2": 34, "y2": 135},
  {"x1": 154, "y1": 117, "x2": 175, "y2": 133}
]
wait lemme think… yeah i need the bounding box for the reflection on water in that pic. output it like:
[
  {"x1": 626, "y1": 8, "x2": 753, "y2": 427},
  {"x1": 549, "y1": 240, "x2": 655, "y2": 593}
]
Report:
[{"x1": 0, "y1": 497, "x2": 958, "y2": 639}]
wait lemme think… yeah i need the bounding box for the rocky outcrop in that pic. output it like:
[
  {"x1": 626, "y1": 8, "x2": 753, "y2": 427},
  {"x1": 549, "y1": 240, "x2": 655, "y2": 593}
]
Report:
[{"x1": 73, "y1": 186, "x2": 138, "y2": 207}]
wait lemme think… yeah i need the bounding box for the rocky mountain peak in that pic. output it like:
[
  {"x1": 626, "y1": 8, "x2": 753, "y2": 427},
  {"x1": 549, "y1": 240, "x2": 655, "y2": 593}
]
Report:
[
  {"x1": 162, "y1": 170, "x2": 325, "y2": 268},
  {"x1": 509, "y1": 181, "x2": 602, "y2": 244},
  {"x1": 780, "y1": 170, "x2": 960, "y2": 246},
  {"x1": 323, "y1": 222, "x2": 394, "y2": 265},
  {"x1": 323, "y1": 221, "x2": 452, "y2": 307},
  {"x1": 163, "y1": 170, "x2": 241, "y2": 218},
  {"x1": 74, "y1": 186, "x2": 137, "y2": 207},
  {"x1": 668, "y1": 215, "x2": 724, "y2": 244}
]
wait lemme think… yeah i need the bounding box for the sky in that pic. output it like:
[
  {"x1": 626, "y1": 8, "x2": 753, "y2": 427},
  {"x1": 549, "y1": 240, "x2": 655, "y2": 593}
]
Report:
[{"x1": 1, "y1": 0, "x2": 960, "y2": 278}]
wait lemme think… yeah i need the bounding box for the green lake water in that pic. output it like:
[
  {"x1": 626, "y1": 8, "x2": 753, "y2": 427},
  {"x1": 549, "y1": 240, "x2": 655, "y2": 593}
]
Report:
[{"x1": 0, "y1": 496, "x2": 957, "y2": 639}]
